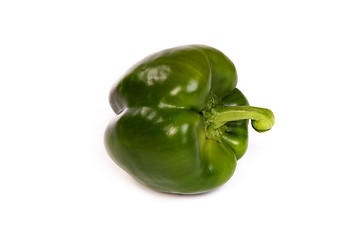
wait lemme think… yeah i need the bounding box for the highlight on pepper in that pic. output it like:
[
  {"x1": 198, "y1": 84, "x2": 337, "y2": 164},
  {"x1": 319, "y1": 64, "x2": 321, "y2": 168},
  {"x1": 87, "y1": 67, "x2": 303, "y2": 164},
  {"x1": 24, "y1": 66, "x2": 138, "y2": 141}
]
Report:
[{"x1": 104, "y1": 44, "x2": 274, "y2": 194}]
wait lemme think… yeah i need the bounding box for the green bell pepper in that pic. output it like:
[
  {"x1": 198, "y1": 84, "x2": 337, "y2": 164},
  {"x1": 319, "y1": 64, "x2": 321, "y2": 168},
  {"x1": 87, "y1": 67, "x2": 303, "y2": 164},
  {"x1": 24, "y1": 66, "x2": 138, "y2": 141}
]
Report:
[{"x1": 104, "y1": 45, "x2": 274, "y2": 194}]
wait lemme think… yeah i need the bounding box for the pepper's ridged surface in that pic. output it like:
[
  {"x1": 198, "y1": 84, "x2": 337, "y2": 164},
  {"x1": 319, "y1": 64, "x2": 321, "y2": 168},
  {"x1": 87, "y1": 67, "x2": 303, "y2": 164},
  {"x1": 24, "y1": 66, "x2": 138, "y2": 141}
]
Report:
[{"x1": 105, "y1": 45, "x2": 274, "y2": 194}]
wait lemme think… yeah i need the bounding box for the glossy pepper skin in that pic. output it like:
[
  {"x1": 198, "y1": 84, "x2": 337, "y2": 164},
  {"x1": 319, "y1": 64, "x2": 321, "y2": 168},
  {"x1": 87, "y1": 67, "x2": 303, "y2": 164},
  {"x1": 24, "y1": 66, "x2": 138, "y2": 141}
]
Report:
[{"x1": 105, "y1": 45, "x2": 274, "y2": 194}]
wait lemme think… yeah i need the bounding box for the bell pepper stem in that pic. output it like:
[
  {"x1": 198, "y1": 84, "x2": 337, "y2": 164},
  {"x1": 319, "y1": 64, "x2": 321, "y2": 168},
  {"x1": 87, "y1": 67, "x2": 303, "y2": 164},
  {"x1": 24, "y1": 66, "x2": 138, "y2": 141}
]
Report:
[{"x1": 210, "y1": 106, "x2": 275, "y2": 132}]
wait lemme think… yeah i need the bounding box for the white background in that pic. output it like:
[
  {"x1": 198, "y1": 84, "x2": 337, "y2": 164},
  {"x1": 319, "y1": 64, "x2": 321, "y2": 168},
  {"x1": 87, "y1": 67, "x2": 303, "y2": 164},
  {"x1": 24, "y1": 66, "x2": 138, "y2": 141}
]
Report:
[{"x1": 1, "y1": 0, "x2": 359, "y2": 239}]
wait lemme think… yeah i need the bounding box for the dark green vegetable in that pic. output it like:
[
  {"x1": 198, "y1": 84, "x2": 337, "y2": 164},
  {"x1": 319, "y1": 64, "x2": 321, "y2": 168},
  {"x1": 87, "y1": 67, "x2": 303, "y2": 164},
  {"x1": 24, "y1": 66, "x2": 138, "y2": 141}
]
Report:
[{"x1": 104, "y1": 45, "x2": 274, "y2": 194}]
